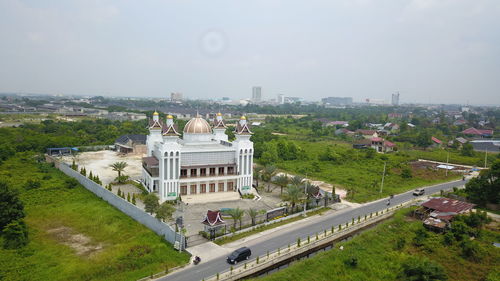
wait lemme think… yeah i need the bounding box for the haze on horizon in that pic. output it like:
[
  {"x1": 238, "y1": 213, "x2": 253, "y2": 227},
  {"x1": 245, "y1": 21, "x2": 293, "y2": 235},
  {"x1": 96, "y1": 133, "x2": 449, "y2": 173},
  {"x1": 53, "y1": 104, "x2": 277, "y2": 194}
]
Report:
[{"x1": 0, "y1": 0, "x2": 499, "y2": 105}]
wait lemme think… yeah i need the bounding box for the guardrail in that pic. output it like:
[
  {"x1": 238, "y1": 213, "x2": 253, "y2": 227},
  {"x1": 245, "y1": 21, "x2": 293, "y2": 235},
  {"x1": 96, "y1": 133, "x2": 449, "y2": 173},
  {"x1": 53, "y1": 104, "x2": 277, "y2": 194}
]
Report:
[{"x1": 204, "y1": 199, "x2": 417, "y2": 281}]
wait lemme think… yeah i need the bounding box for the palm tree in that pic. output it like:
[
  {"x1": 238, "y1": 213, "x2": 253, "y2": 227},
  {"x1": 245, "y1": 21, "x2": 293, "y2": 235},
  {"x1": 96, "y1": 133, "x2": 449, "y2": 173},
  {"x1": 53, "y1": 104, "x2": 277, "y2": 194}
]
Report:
[
  {"x1": 261, "y1": 165, "x2": 278, "y2": 192},
  {"x1": 273, "y1": 174, "x2": 289, "y2": 196},
  {"x1": 284, "y1": 184, "x2": 305, "y2": 213},
  {"x1": 246, "y1": 208, "x2": 261, "y2": 226},
  {"x1": 289, "y1": 175, "x2": 304, "y2": 187},
  {"x1": 110, "y1": 161, "x2": 128, "y2": 183},
  {"x1": 227, "y1": 208, "x2": 245, "y2": 230},
  {"x1": 253, "y1": 166, "x2": 263, "y2": 187}
]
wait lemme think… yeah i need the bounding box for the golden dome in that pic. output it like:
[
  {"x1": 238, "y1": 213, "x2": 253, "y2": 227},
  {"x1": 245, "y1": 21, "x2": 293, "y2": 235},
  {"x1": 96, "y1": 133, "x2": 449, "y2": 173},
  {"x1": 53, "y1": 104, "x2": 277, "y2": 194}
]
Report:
[
  {"x1": 167, "y1": 114, "x2": 173, "y2": 119},
  {"x1": 183, "y1": 117, "x2": 212, "y2": 134},
  {"x1": 217, "y1": 112, "x2": 222, "y2": 116},
  {"x1": 153, "y1": 111, "x2": 159, "y2": 116},
  {"x1": 240, "y1": 116, "x2": 246, "y2": 120}
]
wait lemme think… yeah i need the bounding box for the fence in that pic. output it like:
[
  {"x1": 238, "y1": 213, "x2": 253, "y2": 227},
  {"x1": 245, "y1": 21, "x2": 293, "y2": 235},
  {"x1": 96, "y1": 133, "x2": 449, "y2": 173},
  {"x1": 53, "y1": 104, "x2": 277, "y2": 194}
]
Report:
[{"x1": 53, "y1": 158, "x2": 182, "y2": 249}]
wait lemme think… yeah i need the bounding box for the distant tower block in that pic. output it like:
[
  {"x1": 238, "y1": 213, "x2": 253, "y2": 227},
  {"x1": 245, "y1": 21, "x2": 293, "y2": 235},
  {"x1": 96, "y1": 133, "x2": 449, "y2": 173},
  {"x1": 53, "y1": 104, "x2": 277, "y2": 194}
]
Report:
[
  {"x1": 392, "y1": 92, "x2": 400, "y2": 106},
  {"x1": 252, "y1": 86, "x2": 262, "y2": 102}
]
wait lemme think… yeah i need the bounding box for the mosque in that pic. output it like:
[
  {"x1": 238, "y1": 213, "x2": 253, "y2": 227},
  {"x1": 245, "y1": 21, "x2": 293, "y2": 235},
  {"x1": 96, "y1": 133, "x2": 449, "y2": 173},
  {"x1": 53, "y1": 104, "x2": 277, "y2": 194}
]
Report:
[{"x1": 141, "y1": 112, "x2": 254, "y2": 202}]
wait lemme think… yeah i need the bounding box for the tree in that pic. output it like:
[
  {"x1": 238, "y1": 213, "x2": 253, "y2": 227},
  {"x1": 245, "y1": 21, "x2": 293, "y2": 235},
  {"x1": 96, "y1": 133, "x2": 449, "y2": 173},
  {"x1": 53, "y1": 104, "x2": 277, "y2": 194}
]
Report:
[
  {"x1": 289, "y1": 175, "x2": 304, "y2": 187},
  {"x1": 465, "y1": 160, "x2": 500, "y2": 206},
  {"x1": 365, "y1": 148, "x2": 376, "y2": 159},
  {"x1": 227, "y1": 208, "x2": 244, "y2": 230},
  {"x1": 155, "y1": 202, "x2": 175, "y2": 222},
  {"x1": 253, "y1": 166, "x2": 263, "y2": 188},
  {"x1": 127, "y1": 193, "x2": 131, "y2": 202},
  {"x1": 144, "y1": 193, "x2": 159, "y2": 214},
  {"x1": 273, "y1": 174, "x2": 289, "y2": 196},
  {"x1": 284, "y1": 184, "x2": 305, "y2": 213},
  {"x1": 0, "y1": 182, "x2": 25, "y2": 231},
  {"x1": 261, "y1": 165, "x2": 278, "y2": 192},
  {"x1": 110, "y1": 161, "x2": 128, "y2": 183},
  {"x1": 461, "y1": 143, "x2": 475, "y2": 157},
  {"x1": 132, "y1": 193, "x2": 136, "y2": 205},
  {"x1": 80, "y1": 167, "x2": 86, "y2": 177},
  {"x1": 416, "y1": 130, "x2": 433, "y2": 148},
  {"x1": 413, "y1": 228, "x2": 429, "y2": 247},
  {"x1": 399, "y1": 256, "x2": 447, "y2": 281},
  {"x1": 3, "y1": 220, "x2": 29, "y2": 249},
  {"x1": 246, "y1": 208, "x2": 261, "y2": 226}
]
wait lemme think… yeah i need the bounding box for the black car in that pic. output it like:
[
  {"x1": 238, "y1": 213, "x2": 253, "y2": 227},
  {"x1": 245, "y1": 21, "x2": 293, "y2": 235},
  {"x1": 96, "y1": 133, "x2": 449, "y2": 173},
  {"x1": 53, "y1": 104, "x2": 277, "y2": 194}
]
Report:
[{"x1": 227, "y1": 247, "x2": 251, "y2": 264}]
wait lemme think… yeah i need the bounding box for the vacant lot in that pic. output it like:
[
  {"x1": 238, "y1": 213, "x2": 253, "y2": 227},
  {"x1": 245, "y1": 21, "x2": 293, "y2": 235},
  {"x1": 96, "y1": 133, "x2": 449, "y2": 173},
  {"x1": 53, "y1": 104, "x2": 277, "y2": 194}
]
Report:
[
  {"x1": 0, "y1": 153, "x2": 189, "y2": 281},
  {"x1": 63, "y1": 150, "x2": 143, "y2": 185},
  {"x1": 276, "y1": 140, "x2": 461, "y2": 203}
]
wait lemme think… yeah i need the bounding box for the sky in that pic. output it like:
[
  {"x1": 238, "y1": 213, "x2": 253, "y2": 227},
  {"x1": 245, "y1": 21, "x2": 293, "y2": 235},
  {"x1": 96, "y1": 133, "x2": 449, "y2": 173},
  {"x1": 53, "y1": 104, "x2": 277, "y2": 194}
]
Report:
[{"x1": 0, "y1": 0, "x2": 499, "y2": 105}]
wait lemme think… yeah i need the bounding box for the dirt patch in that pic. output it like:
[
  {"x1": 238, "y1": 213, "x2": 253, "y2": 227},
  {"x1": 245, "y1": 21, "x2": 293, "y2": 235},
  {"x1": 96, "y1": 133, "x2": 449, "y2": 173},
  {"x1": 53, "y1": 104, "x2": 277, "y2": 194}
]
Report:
[{"x1": 47, "y1": 226, "x2": 104, "y2": 257}]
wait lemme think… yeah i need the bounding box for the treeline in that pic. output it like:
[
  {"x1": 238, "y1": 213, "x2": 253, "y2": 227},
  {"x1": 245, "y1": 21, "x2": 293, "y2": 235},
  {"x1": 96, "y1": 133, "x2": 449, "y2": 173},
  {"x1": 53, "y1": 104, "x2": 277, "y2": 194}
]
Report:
[{"x1": 0, "y1": 119, "x2": 148, "y2": 164}]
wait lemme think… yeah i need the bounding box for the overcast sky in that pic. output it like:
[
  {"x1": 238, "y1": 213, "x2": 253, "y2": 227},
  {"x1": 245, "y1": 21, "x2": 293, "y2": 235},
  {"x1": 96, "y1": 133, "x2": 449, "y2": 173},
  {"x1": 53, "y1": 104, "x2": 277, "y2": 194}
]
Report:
[{"x1": 1, "y1": 0, "x2": 499, "y2": 105}]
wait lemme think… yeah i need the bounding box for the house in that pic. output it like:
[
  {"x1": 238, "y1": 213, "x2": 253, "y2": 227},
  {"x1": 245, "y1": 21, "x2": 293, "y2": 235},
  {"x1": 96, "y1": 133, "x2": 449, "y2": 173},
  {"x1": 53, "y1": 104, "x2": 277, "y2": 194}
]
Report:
[
  {"x1": 431, "y1": 136, "x2": 442, "y2": 148},
  {"x1": 335, "y1": 128, "x2": 355, "y2": 136},
  {"x1": 356, "y1": 129, "x2": 378, "y2": 139},
  {"x1": 453, "y1": 119, "x2": 467, "y2": 126},
  {"x1": 461, "y1": 127, "x2": 493, "y2": 138},
  {"x1": 418, "y1": 197, "x2": 475, "y2": 232},
  {"x1": 115, "y1": 134, "x2": 147, "y2": 154},
  {"x1": 383, "y1": 123, "x2": 400, "y2": 134},
  {"x1": 387, "y1": 113, "x2": 403, "y2": 119},
  {"x1": 407, "y1": 123, "x2": 416, "y2": 128},
  {"x1": 470, "y1": 140, "x2": 500, "y2": 153},
  {"x1": 353, "y1": 137, "x2": 396, "y2": 153}
]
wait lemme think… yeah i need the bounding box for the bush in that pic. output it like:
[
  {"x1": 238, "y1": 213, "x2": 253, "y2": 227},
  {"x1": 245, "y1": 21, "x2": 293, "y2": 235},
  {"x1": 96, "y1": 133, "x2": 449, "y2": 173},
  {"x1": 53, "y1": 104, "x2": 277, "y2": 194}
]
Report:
[
  {"x1": 3, "y1": 220, "x2": 29, "y2": 249},
  {"x1": 461, "y1": 240, "x2": 484, "y2": 262},
  {"x1": 399, "y1": 256, "x2": 447, "y2": 281},
  {"x1": 64, "y1": 178, "x2": 79, "y2": 189},
  {"x1": 413, "y1": 228, "x2": 429, "y2": 247},
  {"x1": 24, "y1": 179, "x2": 41, "y2": 190}
]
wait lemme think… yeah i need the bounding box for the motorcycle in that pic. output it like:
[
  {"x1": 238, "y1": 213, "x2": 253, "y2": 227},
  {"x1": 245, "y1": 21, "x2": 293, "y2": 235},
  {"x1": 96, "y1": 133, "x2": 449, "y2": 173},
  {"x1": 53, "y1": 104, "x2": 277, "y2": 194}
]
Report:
[{"x1": 193, "y1": 256, "x2": 201, "y2": 265}]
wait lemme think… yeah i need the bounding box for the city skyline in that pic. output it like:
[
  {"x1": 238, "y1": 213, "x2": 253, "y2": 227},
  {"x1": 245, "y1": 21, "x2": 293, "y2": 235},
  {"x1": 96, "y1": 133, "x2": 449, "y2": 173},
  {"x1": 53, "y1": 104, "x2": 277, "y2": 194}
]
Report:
[{"x1": 1, "y1": 1, "x2": 499, "y2": 105}]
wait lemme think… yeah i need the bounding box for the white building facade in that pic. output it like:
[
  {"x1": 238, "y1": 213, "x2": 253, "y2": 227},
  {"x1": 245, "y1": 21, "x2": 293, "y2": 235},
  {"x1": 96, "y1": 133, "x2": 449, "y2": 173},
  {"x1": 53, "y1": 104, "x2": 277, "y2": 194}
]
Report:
[{"x1": 142, "y1": 112, "x2": 254, "y2": 202}]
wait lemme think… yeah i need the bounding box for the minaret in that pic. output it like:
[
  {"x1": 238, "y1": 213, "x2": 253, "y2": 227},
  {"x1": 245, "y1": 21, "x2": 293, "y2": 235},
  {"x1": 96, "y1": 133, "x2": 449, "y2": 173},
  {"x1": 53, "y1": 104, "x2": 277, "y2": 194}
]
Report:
[
  {"x1": 234, "y1": 116, "x2": 253, "y2": 194},
  {"x1": 147, "y1": 111, "x2": 163, "y2": 157},
  {"x1": 213, "y1": 112, "x2": 228, "y2": 142},
  {"x1": 159, "y1": 114, "x2": 181, "y2": 202}
]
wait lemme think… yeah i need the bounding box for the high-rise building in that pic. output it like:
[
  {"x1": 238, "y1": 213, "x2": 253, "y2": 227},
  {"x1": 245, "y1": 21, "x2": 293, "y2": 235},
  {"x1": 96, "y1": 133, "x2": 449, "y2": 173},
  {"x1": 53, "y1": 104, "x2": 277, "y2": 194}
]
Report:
[
  {"x1": 391, "y1": 92, "x2": 400, "y2": 106},
  {"x1": 171, "y1": 92, "x2": 183, "y2": 102},
  {"x1": 321, "y1": 97, "x2": 353, "y2": 106},
  {"x1": 252, "y1": 87, "x2": 262, "y2": 102},
  {"x1": 277, "y1": 94, "x2": 285, "y2": 105}
]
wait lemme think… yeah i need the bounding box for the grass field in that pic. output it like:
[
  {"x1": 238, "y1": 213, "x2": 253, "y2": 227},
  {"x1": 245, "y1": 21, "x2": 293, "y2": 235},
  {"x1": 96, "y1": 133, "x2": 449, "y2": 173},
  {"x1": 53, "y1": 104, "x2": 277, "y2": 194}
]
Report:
[
  {"x1": 253, "y1": 209, "x2": 500, "y2": 281},
  {"x1": 274, "y1": 140, "x2": 461, "y2": 203},
  {"x1": 0, "y1": 153, "x2": 189, "y2": 281}
]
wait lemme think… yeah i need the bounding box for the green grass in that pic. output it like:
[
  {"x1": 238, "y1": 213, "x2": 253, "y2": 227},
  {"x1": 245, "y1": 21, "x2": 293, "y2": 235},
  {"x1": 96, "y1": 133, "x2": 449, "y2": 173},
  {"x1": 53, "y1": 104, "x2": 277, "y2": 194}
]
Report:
[
  {"x1": 275, "y1": 140, "x2": 462, "y2": 203},
  {"x1": 402, "y1": 148, "x2": 494, "y2": 167},
  {"x1": 253, "y1": 209, "x2": 500, "y2": 281},
  {"x1": 0, "y1": 154, "x2": 189, "y2": 281},
  {"x1": 215, "y1": 207, "x2": 330, "y2": 245}
]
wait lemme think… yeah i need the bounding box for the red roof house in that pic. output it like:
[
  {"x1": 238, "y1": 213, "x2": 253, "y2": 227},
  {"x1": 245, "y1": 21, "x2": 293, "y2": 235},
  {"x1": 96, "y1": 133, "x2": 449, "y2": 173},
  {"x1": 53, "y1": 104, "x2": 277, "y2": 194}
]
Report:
[
  {"x1": 421, "y1": 197, "x2": 475, "y2": 219},
  {"x1": 462, "y1": 127, "x2": 493, "y2": 137},
  {"x1": 431, "y1": 136, "x2": 442, "y2": 144}
]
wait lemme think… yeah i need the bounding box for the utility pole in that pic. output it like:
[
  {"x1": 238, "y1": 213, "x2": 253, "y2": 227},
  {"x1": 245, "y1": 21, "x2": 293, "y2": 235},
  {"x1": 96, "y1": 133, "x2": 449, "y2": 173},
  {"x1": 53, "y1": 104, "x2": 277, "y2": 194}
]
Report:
[
  {"x1": 445, "y1": 150, "x2": 450, "y2": 177},
  {"x1": 303, "y1": 173, "x2": 308, "y2": 217},
  {"x1": 380, "y1": 162, "x2": 387, "y2": 194},
  {"x1": 485, "y1": 148, "x2": 488, "y2": 168}
]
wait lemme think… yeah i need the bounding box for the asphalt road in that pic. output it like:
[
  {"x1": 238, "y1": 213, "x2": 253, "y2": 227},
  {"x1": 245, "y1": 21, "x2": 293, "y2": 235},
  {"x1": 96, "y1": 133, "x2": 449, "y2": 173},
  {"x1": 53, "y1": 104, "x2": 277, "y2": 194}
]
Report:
[{"x1": 161, "y1": 179, "x2": 468, "y2": 281}]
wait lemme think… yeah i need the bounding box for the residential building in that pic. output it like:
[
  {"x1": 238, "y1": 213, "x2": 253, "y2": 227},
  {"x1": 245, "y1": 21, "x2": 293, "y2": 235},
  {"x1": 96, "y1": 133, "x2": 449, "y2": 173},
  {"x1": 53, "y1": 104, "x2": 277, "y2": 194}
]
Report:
[
  {"x1": 277, "y1": 94, "x2": 285, "y2": 105},
  {"x1": 171, "y1": 92, "x2": 183, "y2": 102},
  {"x1": 115, "y1": 134, "x2": 147, "y2": 154},
  {"x1": 461, "y1": 127, "x2": 493, "y2": 138}
]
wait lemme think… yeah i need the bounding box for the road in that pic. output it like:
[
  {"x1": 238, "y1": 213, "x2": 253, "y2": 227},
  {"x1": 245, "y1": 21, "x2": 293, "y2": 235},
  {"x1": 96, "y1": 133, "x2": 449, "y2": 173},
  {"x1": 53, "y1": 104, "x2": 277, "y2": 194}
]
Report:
[{"x1": 161, "y1": 179, "x2": 468, "y2": 281}]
